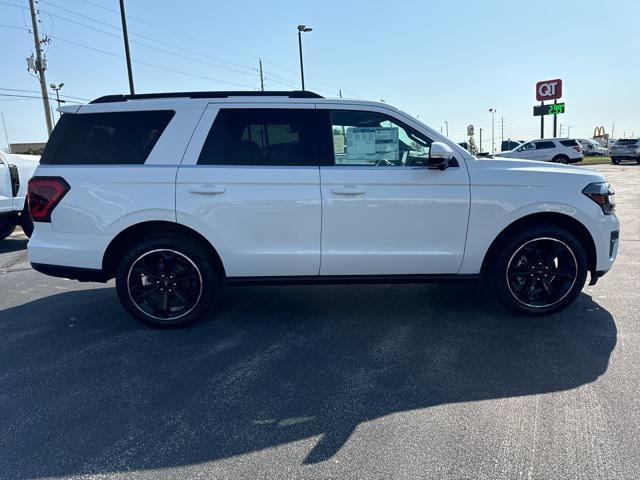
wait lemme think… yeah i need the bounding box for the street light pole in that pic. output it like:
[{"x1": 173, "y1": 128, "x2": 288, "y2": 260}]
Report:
[
  {"x1": 489, "y1": 108, "x2": 496, "y2": 154},
  {"x1": 297, "y1": 24, "x2": 312, "y2": 91},
  {"x1": 49, "y1": 83, "x2": 64, "y2": 120},
  {"x1": 444, "y1": 121, "x2": 449, "y2": 137},
  {"x1": 119, "y1": 0, "x2": 135, "y2": 95}
]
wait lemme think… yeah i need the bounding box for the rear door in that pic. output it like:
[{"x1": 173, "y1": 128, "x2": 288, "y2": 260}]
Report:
[
  {"x1": 176, "y1": 104, "x2": 323, "y2": 277},
  {"x1": 317, "y1": 106, "x2": 471, "y2": 276}
]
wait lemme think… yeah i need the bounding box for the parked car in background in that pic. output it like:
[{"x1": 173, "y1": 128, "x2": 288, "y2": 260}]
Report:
[
  {"x1": 578, "y1": 138, "x2": 607, "y2": 156},
  {"x1": 0, "y1": 151, "x2": 38, "y2": 239},
  {"x1": 494, "y1": 138, "x2": 583, "y2": 163},
  {"x1": 609, "y1": 138, "x2": 640, "y2": 164},
  {"x1": 27, "y1": 91, "x2": 618, "y2": 327}
]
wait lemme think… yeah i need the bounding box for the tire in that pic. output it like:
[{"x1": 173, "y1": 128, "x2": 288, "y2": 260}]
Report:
[
  {"x1": 484, "y1": 225, "x2": 588, "y2": 315},
  {"x1": 552, "y1": 155, "x2": 569, "y2": 164},
  {"x1": 20, "y1": 206, "x2": 33, "y2": 238},
  {"x1": 0, "y1": 224, "x2": 16, "y2": 240},
  {"x1": 115, "y1": 233, "x2": 221, "y2": 328},
  {"x1": 612, "y1": 157, "x2": 621, "y2": 165}
]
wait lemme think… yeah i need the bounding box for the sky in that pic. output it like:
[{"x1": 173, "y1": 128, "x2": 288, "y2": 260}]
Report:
[{"x1": 1, "y1": 0, "x2": 639, "y2": 147}]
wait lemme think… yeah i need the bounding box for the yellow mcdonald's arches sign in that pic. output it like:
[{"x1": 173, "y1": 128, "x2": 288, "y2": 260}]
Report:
[{"x1": 593, "y1": 126, "x2": 607, "y2": 138}]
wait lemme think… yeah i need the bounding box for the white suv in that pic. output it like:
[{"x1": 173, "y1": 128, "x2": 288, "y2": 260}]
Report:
[
  {"x1": 27, "y1": 91, "x2": 619, "y2": 327},
  {"x1": 494, "y1": 138, "x2": 583, "y2": 163}
]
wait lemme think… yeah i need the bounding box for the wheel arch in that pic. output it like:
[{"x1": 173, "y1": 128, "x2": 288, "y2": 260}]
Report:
[
  {"x1": 102, "y1": 221, "x2": 226, "y2": 279},
  {"x1": 481, "y1": 212, "x2": 597, "y2": 275}
]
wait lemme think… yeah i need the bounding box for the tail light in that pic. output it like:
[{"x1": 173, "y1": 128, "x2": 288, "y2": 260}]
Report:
[
  {"x1": 27, "y1": 176, "x2": 70, "y2": 222},
  {"x1": 573, "y1": 146, "x2": 582, "y2": 152}
]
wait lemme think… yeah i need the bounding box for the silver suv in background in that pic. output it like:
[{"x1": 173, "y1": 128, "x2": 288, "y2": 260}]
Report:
[
  {"x1": 494, "y1": 138, "x2": 583, "y2": 163},
  {"x1": 610, "y1": 138, "x2": 640, "y2": 164}
]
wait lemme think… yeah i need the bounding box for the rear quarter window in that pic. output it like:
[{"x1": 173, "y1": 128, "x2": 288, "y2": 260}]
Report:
[
  {"x1": 40, "y1": 110, "x2": 174, "y2": 165},
  {"x1": 560, "y1": 140, "x2": 578, "y2": 147}
]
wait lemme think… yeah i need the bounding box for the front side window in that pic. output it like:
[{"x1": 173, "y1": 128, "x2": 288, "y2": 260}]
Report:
[
  {"x1": 198, "y1": 108, "x2": 316, "y2": 166},
  {"x1": 41, "y1": 110, "x2": 174, "y2": 165},
  {"x1": 517, "y1": 142, "x2": 536, "y2": 151},
  {"x1": 328, "y1": 110, "x2": 433, "y2": 167}
]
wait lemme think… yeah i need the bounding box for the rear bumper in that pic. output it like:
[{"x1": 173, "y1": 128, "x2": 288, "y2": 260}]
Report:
[{"x1": 31, "y1": 262, "x2": 107, "y2": 282}]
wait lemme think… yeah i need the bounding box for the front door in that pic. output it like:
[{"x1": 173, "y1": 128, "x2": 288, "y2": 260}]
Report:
[{"x1": 318, "y1": 107, "x2": 471, "y2": 276}]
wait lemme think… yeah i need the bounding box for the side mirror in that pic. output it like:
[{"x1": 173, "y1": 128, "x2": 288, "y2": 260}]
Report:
[{"x1": 428, "y1": 142, "x2": 454, "y2": 170}]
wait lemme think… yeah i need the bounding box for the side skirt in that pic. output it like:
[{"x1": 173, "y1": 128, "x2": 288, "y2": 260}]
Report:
[{"x1": 225, "y1": 274, "x2": 479, "y2": 287}]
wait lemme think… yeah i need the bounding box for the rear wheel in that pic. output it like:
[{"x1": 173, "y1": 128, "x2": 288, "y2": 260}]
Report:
[
  {"x1": 552, "y1": 155, "x2": 569, "y2": 164},
  {"x1": 484, "y1": 225, "x2": 588, "y2": 315},
  {"x1": 612, "y1": 157, "x2": 621, "y2": 165},
  {"x1": 115, "y1": 234, "x2": 221, "y2": 328}
]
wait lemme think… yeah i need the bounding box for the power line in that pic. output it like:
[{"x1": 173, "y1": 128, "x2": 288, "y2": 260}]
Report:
[
  {"x1": 51, "y1": 36, "x2": 256, "y2": 89},
  {"x1": 0, "y1": 87, "x2": 89, "y2": 101}
]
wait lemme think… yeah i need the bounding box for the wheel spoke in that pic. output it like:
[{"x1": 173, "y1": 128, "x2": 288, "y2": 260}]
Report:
[
  {"x1": 508, "y1": 270, "x2": 531, "y2": 278},
  {"x1": 552, "y1": 269, "x2": 575, "y2": 280},
  {"x1": 134, "y1": 285, "x2": 158, "y2": 302},
  {"x1": 541, "y1": 278, "x2": 555, "y2": 298}
]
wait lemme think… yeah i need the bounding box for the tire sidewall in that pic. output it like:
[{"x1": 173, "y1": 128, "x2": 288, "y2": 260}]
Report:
[
  {"x1": 115, "y1": 234, "x2": 220, "y2": 328},
  {"x1": 486, "y1": 226, "x2": 588, "y2": 315}
]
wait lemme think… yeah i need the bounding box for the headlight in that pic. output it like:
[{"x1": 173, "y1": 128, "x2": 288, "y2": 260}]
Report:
[{"x1": 583, "y1": 182, "x2": 615, "y2": 215}]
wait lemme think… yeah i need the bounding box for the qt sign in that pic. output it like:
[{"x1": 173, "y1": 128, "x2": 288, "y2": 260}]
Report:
[{"x1": 536, "y1": 79, "x2": 563, "y2": 101}]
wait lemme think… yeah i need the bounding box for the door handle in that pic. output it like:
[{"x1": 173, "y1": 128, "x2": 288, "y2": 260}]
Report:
[
  {"x1": 189, "y1": 185, "x2": 225, "y2": 195},
  {"x1": 331, "y1": 186, "x2": 366, "y2": 195}
]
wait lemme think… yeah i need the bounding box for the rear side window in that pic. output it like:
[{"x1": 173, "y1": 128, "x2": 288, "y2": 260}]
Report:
[
  {"x1": 560, "y1": 140, "x2": 578, "y2": 147},
  {"x1": 40, "y1": 110, "x2": 174, "y2": 165},
  {"x1": 534, "y1": 141, "x2": 555, "y2": 149},
  {"x1": 198, "y1": 108, "x2": 317, "y2": 166}
]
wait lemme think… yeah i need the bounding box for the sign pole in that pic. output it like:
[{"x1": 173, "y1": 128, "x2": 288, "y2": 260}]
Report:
[
  {"x1": 540, "y1": 101, "x2": 544, "y2": 139},
  {"x1": 553, "y1": 99, "x2": 558, "y2": 137}
]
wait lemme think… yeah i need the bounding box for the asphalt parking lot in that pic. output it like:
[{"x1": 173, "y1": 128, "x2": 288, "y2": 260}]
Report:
[{"x1": 1, "y1": 163, "x2": 639, "y2": 480}]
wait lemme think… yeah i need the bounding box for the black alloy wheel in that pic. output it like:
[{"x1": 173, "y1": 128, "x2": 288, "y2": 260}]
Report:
[
  {"x1": 506, "y1": 237, "x2": 578, "y2": 309},
  {"x1": 127, "y1": 249, "x2": 203, "y2": 321},
  {"x1": 116, "y1": 234, "x2": 221, "y2": 328}
]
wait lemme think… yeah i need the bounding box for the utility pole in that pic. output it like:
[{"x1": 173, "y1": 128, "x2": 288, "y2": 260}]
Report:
[
  {"x1": 444, "y1": 121, "x2": 449, "y2": 137},
  {"x1": 479, "y1": 128, "x2": 483, "y2": 153},
  {"x1": 501, "y1": 116, "x2": 504, "y2": 148},
  {"x1": 611, "y1": 122, "x2": 615, "y2": 140},
  {"x1": 1, "y1": 111, "x2": 11, "y2": 153},
  {"x1": 258, "y1": 59, "x2": 265, "y2": 91},
  {"x1": 28, "y1": 0, "x2": 53, "y2": 136},
  {"x1": 567, "y1": 126, "x2": 572, "y2": 137},
  {"x1": 339, "y1": 89, "x2": 342, "y2": 98},
  {"x1": 119, "y1": 0, "x2": 135, "y2": 95}
]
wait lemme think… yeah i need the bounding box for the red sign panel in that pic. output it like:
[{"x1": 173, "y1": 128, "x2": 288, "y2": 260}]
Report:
[{"x1": 536, "y1": 79, "x2": 563, "y2": 101}]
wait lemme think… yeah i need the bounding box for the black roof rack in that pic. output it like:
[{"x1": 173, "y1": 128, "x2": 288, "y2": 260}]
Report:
[{"x1": 90, "y1": 90, "x2": 323, "y2": 104}]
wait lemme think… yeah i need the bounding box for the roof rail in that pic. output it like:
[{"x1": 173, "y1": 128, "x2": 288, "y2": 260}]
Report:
[{"x1": 90, "y1": 90, "x2": 323, "y2": 104}]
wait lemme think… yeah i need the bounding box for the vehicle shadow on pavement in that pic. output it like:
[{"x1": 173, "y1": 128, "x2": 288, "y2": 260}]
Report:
[
  {"x1": 0, "y1": 236, "x2": 28, "y2": 254},
  {"x1": 0, "y1": 283, "x2": 616, "y2": 478}
]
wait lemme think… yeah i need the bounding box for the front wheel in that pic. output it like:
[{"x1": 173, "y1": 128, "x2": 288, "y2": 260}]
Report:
[
  {"x1": 115, "y1": 234, "x2": 221, "y2": 328},
  {"x1": 612, "y1": 157, "x2": 621, "y2": 165},
  {"x1": 484, "y1": 226, "x2": 588, "y2": 315}
]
